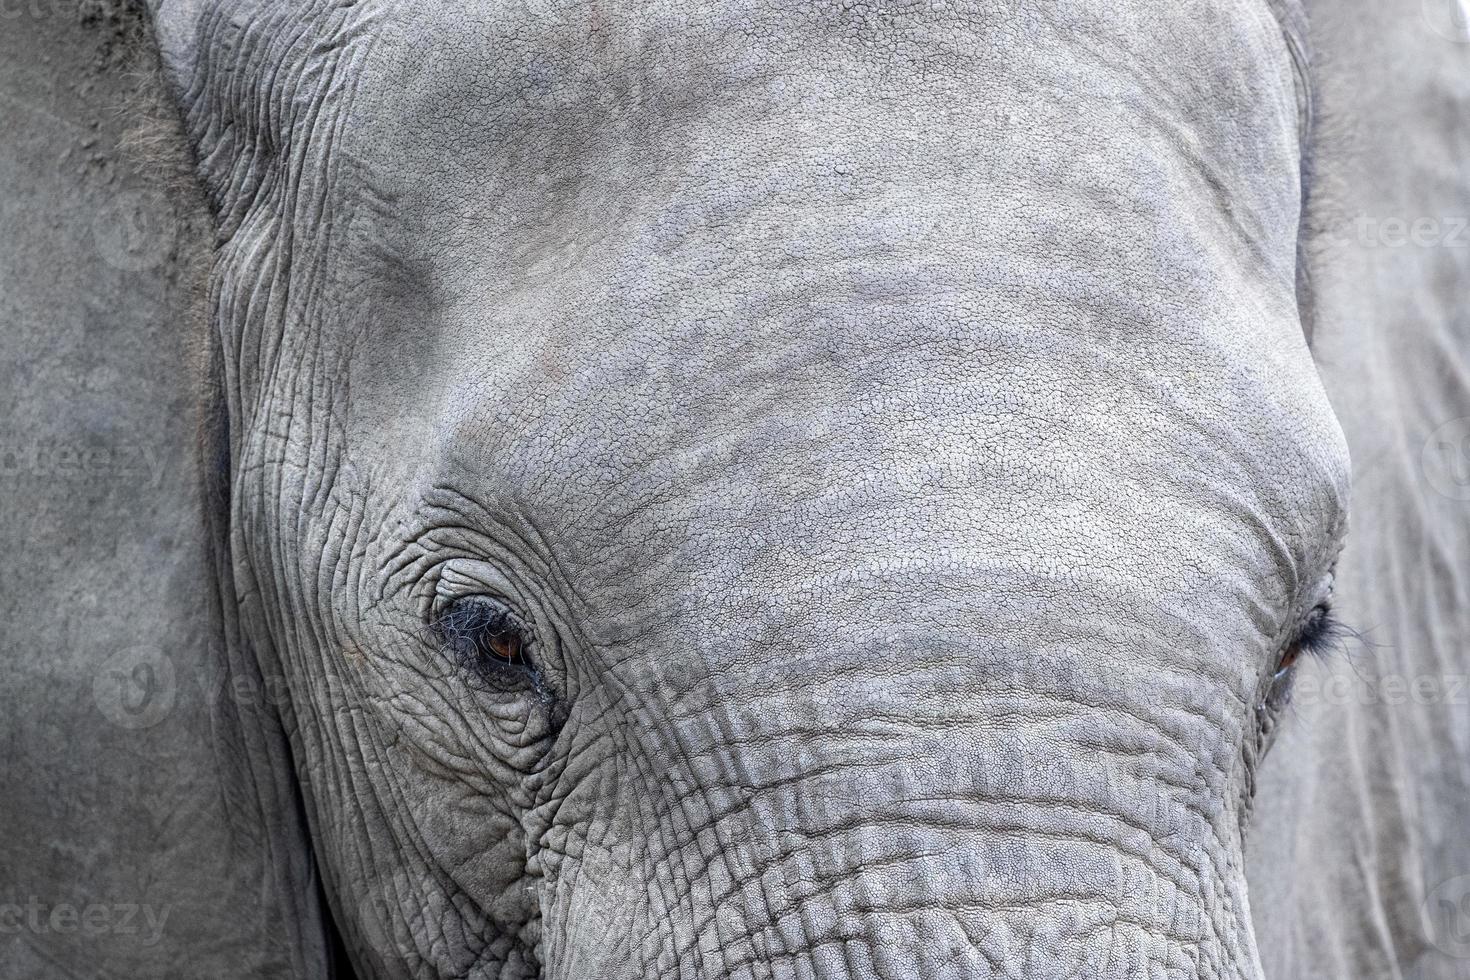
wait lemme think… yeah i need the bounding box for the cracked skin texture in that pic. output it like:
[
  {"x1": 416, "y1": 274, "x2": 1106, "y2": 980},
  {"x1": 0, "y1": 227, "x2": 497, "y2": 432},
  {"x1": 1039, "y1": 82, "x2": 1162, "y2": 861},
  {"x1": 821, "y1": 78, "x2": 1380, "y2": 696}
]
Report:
[{"x1": 131, "y1": 0, "x2": 1368, "y2": 976}]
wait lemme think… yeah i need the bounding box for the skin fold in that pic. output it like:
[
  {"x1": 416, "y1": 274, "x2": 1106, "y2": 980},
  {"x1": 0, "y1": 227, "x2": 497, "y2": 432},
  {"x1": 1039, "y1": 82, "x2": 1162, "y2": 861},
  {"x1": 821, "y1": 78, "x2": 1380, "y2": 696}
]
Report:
[{"x1": 8, "y1": 0, "x2": 1461, "y2": 978}]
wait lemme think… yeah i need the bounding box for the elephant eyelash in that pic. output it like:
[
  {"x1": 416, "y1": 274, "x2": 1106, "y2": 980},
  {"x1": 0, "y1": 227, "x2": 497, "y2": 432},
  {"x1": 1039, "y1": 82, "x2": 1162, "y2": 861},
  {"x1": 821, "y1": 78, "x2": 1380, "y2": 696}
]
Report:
[
  {"x1": 429, "y1": 598, "x2": 538, "y2": 684},
  {"x1": 1259, "y1": 601, "x2": 1365, "y2": 723},
  {"x1": 1297, "y1": 602, "x2": 1348, "y2": 656},
  {"x1": 1274, "y1": 601, "x2": 1349, "y2": 677}
]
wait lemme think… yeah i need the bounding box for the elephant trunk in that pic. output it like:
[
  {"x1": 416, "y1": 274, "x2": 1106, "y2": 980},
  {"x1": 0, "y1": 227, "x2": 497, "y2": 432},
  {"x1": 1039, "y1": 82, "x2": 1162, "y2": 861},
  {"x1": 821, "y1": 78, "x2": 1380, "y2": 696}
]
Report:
[{"x1": 532, "y1": 633, "x2": 1262, "y2": 980}]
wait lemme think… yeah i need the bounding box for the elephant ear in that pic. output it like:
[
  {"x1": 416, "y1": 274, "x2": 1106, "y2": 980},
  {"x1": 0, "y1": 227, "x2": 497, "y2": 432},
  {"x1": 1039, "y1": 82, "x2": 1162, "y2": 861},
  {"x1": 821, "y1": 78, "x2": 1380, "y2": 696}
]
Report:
[
  {"x1": 0, "y1": 4, "x2": 333, "y2": 977},
  {"x1": 1248, "y1": 0, "x2": 1470, "y2": 975}
]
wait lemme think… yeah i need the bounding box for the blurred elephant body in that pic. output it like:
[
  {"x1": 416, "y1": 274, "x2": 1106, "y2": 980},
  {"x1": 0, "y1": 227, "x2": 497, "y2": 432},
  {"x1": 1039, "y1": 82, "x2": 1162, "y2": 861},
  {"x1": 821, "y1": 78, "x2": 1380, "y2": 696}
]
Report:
[{"x1": 0, "y1": 1, "x2": 1466, "y2": 979}]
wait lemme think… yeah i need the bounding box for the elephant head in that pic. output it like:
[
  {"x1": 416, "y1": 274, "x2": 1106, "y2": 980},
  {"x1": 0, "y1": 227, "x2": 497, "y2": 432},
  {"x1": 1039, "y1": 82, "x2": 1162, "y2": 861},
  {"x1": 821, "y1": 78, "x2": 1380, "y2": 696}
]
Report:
[{"x1": 144, "y1": 0, "x2": 1348, "y2": 976}]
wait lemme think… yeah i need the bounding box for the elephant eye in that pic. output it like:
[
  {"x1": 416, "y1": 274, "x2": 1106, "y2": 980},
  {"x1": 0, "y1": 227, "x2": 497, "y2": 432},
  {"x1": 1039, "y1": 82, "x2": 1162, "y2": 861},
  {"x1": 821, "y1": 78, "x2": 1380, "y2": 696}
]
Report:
[
  {"x1": 430, "y1": 598, "x2": 534, "y2": 678},
  {"x1": 1274, "y1": 602, "x2": 1339, "y2": 678}
]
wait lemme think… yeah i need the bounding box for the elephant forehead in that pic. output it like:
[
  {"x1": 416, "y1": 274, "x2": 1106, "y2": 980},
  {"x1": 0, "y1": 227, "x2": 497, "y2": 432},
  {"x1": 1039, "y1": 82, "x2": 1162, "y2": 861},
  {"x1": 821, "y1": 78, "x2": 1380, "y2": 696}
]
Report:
[
  {"x1": 340, "y1": 0, "x2": 1304, "y2": 264},
  {"x1": 331, "y1": 0, "x2": 1313, "y2": 448},
  {"x1": 356, "y1": 0, "x2": 1299, "y2": 125},
  {"x1": 403, "y1": 265, "x2": 1347, "y2": 642},
  {"x1": 320, "y1": 0, "x2": 1343, "y2": 627}
]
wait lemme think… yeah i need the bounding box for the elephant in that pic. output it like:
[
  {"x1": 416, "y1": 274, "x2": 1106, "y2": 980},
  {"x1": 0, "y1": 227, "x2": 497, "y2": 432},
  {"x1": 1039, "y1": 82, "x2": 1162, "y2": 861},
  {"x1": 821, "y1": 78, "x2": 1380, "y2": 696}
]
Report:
[{"x1": 1, "y1": 0, "x2": 1467, "y2": 978}]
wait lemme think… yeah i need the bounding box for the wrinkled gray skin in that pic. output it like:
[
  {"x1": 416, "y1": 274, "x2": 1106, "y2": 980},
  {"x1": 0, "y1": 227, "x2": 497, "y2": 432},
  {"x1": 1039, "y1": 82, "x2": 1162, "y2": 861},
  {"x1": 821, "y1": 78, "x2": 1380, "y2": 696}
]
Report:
[{"x1": 1, "y1": 0, "x2": 1465, "y2": 978}]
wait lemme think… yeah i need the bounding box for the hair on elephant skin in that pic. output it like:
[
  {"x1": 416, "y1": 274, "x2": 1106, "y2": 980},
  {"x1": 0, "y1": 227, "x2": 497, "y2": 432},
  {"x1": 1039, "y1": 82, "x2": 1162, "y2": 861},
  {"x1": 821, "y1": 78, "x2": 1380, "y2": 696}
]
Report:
[{"x1": 1, "y1": 1, "x2": 1466, "y2": 979}]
